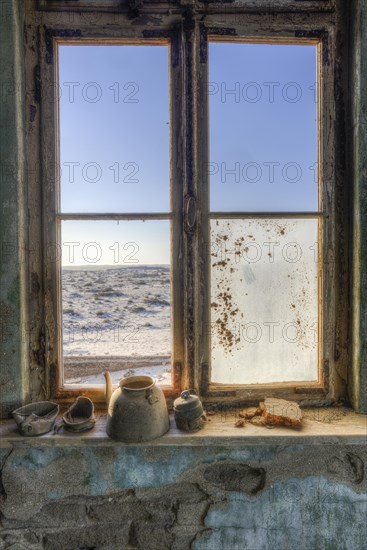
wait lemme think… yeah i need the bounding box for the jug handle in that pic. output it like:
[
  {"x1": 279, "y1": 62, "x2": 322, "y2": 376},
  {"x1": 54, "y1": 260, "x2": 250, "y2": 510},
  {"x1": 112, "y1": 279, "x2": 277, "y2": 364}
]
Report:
[{"x1": 145, "y1": 388, "x2": 158, "y2": 405}]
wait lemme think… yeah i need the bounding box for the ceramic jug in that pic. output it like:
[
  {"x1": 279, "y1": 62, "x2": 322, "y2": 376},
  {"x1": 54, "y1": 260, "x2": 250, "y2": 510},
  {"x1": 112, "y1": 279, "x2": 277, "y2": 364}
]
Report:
[{"x1": 104, "y1": 372, "x2": 170, "y2": 442}]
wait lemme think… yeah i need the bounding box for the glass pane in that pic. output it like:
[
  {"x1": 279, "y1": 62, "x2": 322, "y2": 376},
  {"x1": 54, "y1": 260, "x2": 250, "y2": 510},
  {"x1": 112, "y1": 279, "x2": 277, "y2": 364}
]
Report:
[
  {"x1": 209, "y1": 43, "x2": 318, "y2": 211},
  {"x1": 59, "y1": 45, "x2": 169, "y2": 213},
  {"x1": 60, "y1": 220, "x2": 172, "y2": 386},
  {"x1": 210, "y1": 218, "x2": 319, "y2": 384}
]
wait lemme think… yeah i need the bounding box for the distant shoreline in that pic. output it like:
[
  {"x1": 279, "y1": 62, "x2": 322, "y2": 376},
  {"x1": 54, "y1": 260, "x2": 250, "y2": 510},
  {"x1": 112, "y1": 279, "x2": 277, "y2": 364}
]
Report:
[
  {"x1": 62, "y1": 264, "x2": 170, "y2": 271},
  {"x1": 64, "y1": 354, "x2": 171, "y2": 379}
]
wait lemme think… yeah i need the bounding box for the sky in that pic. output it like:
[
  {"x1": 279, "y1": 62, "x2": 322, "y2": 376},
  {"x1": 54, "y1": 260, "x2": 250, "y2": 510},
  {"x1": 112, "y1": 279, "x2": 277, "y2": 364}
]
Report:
[
  {"x1": 59, "y1": 42, "x2": 317, "y2": 266},
  {"x1": 209, "y1": 43, "x2": 317, "y2": 211}
]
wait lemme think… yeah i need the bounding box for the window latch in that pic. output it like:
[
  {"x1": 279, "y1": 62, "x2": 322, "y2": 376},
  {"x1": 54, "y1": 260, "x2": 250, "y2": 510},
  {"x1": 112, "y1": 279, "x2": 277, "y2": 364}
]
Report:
[{"x1": 184, "y1": 194, "x2": 197, "y2": 233}]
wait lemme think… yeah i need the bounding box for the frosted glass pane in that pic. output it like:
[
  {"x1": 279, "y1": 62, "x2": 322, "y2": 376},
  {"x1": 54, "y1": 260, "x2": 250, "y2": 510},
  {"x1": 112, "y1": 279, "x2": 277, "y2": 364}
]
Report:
[
  {"x1": 210, "y1": 218, "x2": 319, "y2": 384},
  {"x1": 61, "y1": 220, "x2": 171, "y2": 386},
  {"x1": 209, "y1": 43, "x2": 318, "y2": 211},
  {"x1": 59, "y1": 45, "x2": 169, "y2": 213}
]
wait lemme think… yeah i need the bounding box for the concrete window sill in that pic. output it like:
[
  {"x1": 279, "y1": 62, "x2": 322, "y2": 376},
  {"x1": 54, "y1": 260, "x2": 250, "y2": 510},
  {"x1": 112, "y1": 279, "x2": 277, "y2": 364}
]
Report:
[{"x1": 0, "y1": 407, "x2": 366, "y2": 448}]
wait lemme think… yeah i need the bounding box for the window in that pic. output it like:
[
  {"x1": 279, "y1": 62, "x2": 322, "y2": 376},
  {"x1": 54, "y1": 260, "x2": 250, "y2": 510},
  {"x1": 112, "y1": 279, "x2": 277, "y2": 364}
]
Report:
[
  {"x1": 28, "y1": 1, "x2": 345, "y2": 407},
  {"x1": 197, "y1": 31, "x2": 335, "y2": 404},
  {"x1": 58, "y1": 43, "x2": 176, "y2": 389},
  {"x1": 207, "y1": 40, "x2": 321, "y2": 386}
]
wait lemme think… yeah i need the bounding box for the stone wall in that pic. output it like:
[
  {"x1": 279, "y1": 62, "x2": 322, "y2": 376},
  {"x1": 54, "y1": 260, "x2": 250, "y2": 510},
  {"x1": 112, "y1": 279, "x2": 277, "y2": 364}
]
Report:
[{"x1": 1, "y1": 443, "x2": 366, "y2": 549}]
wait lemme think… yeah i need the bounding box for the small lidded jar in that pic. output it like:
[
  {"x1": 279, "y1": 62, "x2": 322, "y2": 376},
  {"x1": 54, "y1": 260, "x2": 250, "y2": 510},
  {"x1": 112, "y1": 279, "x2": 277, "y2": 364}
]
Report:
[{"x1": 173, "y1": 390, "x2": 206, "y2": 432}]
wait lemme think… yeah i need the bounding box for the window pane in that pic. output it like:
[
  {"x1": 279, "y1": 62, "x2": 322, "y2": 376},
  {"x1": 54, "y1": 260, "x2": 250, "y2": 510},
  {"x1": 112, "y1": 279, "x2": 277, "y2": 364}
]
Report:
[
  {"x1": 210, "y1": 218, "x2": 320, "y2": 384},
  {"x1": 61, "y1": 220, "x2": 172, "y2": 386},
  {"x1": 209, "y1": 43, "x2": 318, "y2": 211},
  {"x1": 59, "y1": 45, "x2": 169, "y2": 213}
]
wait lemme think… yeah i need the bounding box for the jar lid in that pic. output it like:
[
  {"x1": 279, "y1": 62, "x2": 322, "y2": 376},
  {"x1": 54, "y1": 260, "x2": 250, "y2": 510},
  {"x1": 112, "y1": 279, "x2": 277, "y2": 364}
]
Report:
[{"x1": 174, "y1": 390, "x2": 202, "y2": 412}]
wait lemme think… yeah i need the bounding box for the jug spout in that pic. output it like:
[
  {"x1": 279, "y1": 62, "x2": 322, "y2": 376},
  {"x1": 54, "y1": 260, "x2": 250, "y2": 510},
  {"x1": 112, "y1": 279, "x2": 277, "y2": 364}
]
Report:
[{"x1": 104, "y1": 372, "x2": 113, "y2": 406}]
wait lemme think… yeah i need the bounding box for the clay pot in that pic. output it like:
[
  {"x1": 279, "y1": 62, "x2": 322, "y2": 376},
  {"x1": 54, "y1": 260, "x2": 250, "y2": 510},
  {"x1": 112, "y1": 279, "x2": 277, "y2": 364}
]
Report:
[
  {"x1": 104, "y1": 373, "x2": 170, "y2": 442},
  {"x1": 173, "y1": 390, "x2": 206, "y2": 432}
]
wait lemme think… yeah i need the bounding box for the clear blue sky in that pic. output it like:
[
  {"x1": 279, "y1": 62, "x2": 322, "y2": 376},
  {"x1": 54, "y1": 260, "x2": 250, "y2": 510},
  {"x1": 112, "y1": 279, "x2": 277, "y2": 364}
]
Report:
[
  {"x1": 59, "y1": 43, "x2": 317, "y2": 265},
  {"x1": 209, "y1": 43, "x2": 317, "y2": 211}
]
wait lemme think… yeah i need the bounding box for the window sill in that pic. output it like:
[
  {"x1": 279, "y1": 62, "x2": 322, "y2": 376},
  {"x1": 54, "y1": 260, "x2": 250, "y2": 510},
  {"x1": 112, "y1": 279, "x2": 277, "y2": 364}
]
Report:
[{"x1": 0, "y1": 407, "x2": 365, "y2": 448}]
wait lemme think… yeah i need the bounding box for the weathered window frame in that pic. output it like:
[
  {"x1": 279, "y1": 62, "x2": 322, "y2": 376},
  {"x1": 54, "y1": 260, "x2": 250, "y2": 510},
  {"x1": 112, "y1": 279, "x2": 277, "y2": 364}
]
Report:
[
  {"x1": 54, "y1": 36, "x2": 185, "y2": 399},
  {"x1": 37, "y1": 27, "x2": 185, "y2": 407},
  {"x1": 25, "y1": 0, "x2": 349, "y2": 409},
  {"x1": 197, "y1": 31, "x2": 334, "y2": 406}
]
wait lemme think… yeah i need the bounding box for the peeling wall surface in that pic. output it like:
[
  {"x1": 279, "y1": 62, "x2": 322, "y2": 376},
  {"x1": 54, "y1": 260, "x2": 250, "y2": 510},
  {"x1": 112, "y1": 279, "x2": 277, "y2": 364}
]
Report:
[
  {"x1": 351, "y1": 0, "x2": 367, "y2": 412},
  {"x1": 0, "y1": 0, "x2": 29, "y2": 417},
  {"x1": 0, "y1": 443, "x2": 366, "y2": 549}
]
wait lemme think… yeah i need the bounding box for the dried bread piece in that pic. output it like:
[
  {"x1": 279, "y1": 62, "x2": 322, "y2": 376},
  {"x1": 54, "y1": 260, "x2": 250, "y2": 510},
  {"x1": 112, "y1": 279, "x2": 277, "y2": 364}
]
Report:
[
  {"x1": 244, "y1": 407, "x2": 261, "y2": 419},
  {"x1": 239, "y1": 407, "x2": 261, "y2": 419},
  {"x1": 250, "y1": 415, "x2": 267, "y2": 426},
  {"x1": 262, "y1": 398, "x2": 302, "y2": 427}
]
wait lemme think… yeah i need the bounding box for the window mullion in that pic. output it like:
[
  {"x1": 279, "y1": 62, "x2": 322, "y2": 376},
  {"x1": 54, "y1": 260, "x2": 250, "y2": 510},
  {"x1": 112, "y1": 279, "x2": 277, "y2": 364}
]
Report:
[
  {"x1": 170, "y1": 27, "x2": 185, "y2": 392},
  {"x1": 181, "y1": 15, "x2": 207, "y2": 392},
  {"x1": 196, "y1": 22, "x2": 211, "y2": 394}
]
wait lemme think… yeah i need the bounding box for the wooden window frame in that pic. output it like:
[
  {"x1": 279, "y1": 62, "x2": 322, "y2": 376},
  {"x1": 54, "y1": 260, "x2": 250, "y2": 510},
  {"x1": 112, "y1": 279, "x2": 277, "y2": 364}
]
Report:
[
  {"x1": 197, "y1": 31, "x2": 334, "y2": 406},
  {"x1": 38, "y1": 29, "x2": 185, "y2": 407},
  {"x1": 26, "y1": 1, "x2": 347, "y2": 409}
]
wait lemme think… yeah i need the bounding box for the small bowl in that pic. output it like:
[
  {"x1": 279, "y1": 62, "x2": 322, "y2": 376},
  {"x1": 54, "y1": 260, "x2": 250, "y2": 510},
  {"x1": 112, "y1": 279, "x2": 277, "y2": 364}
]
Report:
[
  {"x1": 12, "y1": 401, "x2": 59, "y2": 436},
  {"x1": 63, "y1": 396, "x2": 96, "y2": 433}
]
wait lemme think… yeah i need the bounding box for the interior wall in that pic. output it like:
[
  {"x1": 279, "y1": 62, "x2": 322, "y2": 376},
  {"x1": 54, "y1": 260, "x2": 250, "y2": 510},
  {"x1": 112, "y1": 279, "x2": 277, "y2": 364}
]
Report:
[
  {"x1": 350, "y1": 0, "x2": 367, "y2": 413},
  {"x1": 1, "y1": 442, "x2": 366, "y2": 549},
  {"x1": 0, "y1": 0, "x2": 29, "y2": 418}
]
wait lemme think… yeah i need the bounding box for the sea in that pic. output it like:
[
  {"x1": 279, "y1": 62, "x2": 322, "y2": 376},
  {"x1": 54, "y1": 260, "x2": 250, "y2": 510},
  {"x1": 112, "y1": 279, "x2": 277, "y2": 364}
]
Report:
[{"x1": 62, "y1": 264, "x2": 171, "y2": 359}]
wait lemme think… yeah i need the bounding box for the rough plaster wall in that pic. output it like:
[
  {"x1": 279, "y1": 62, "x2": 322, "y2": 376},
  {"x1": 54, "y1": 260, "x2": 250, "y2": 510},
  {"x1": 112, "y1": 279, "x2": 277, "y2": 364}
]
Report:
[
  {"x1": 351, "y1": 0, "x2": 367, "y2": 413},
  {"x1": 0, "y1": 0, "x2": 29, "y2": 417},
  {"x1": 0, "y1": 445, "x2": 366, "y2": 549}
]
